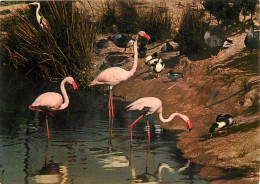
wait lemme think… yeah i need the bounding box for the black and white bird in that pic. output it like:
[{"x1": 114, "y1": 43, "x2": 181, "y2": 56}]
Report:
[
  {"x1": 29, "y1": 2, "x2": 51, "y2": 32},
  {"x1": 138, "y1": 43, "x2": 147, "y2": 58},
  {"x1": 209, "y1": 114, "x2": 236, "y2": 138},
  {"x1": 160, "y1": 42, "x2": 174, "y2": 53},
  {"x1": 167, "y1": 70, "x2": 183, "y2": 81},
  {"x1": 204, "y1": 31, "x2": 233, "y2": 49},
  {"x1": 204, "y1": 31, "x2": 233, "y2": 57},
  {"x1": 150, "y1": 58, "x2": 165, "y2": 78},
  {"x1": 145, "y1": 52, "x2": 158, "y2": 66},
  {"x1": 244, "y1": 26, "x2": 260, "y2": 53},
  {"x1": 108, "y1": 33, "x2": 134, "y2": 54}
]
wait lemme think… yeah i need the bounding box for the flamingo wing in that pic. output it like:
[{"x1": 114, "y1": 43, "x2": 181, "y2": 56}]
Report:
[
  {"x1": 40, "y1": 16, "x2": 51, "y2": 31},
  {"x1": 126, "y1": 97, "x2": 161, "y2": 115},
  {"x1": 31, "y1": 92, "x2": 63, "y2": 111},
  {"x1": 89, "y1": 67, "x2": 129, "y2": 86}
]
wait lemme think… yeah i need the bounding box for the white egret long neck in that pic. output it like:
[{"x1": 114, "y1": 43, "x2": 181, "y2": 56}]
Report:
[
  {"x1": 158, "y1": 111, "x2": 189, "y2": 123},
  {"x1": 129, "y1": 34, "x2": 139, "y2": 75},
  {"x1": 59, "y1": 79, "x2": 70, "y2": 110}
]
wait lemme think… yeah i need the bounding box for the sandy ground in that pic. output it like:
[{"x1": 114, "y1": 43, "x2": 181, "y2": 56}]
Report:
[{"x1": 110, "y1": 32, "x2": 260, "y2": 183}]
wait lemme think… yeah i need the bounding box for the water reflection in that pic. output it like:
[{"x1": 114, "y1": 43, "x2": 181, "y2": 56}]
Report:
[
  {"x1": 0, "y1": 92, "x2": 206, "y2": 184},
  {"x1": 129, "y1": 145, "x2": 191, "y2": 184}
]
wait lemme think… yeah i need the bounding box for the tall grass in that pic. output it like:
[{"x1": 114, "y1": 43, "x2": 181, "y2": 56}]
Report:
[
  {"x1": 1, "y1": 1, "x2": 98, "y2": 87},
  {"x1": 98, "y1": 0, "x2": 173, "y2": 42},
  {"x1": 178, "y1": 7, "x2": 206, "y2": 55}
]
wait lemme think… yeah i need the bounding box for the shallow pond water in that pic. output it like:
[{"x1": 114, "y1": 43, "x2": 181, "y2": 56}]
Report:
[{"x1": 0, "y1": 91, "x2": 207, "y2": 184}]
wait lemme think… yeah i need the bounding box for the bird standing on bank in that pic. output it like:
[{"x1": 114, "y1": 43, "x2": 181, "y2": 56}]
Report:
[
  {"x1": 126, "y1": 97, "x2": 193, "y2": 144},
  {"x1": 108, "y1": 33, "x2": 135, "y2": 55},
  {"x1": 244, "y1": 25, "x2": 260, "y2": 53},
  {"x1": 209, "y1": 114, "x2": 235, "y2": 138},
  {"x1": 89, "y1": 31, "x2": 151, "y2": 119},
  {"x1": 29, "y1": 2, "x2": 52, "y2": 32},
  {"x1": 29, "y1": 77, "x2": 78, "y2": 139}
]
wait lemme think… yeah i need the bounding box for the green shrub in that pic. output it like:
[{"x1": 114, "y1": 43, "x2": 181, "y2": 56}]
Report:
[
  {"x1": 178, "y1": 7, "x2": 205, "y2": 55},
  {"x1": 1, "y1": 0, "x2": 98, "y2": 87}
]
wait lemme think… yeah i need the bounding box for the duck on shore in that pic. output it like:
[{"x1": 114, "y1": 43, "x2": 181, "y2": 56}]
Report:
[
  {"x1": 160, "y1": 42, "x2": 174, "y2": 53},
  {"x1": 150, "y1": 58, "x2": 165, "y2": 78},
  {"x1": 204, "y1": 31, "x2": 233, "y2": 57},
  {"x1": 167, "y1": 70, "x2": 183, "y2": 81},
  {"x1": 145, "y1": 52, "x2": 158, "y2": 66},
  {"x1": 209, "y1": 114, "x2": 236, "y2": 138}
]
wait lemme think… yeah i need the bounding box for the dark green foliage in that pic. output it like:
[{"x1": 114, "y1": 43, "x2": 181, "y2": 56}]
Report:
[
  {"x1": 1, "y1": 1, "x2": 98, "y2": 87},
  {"x1": 178, "y1": 8, "x2": 206, "y2": 55}
]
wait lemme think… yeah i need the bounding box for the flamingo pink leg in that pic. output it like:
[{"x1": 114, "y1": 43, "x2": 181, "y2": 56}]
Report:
[
  {"x1": 46, "y1": 115, "x2": 50, "y2": 139},
  {"x1": 146, "y1": 118, "x2": 150, "y2": 144},
  {"x1": 108, "y1": 90, "x2": 114, "y2": 119},
  {"x1": 111, "y1": 90, "x2": 114, "y2": 118},
  {"x1": 108, "y1": 91, "x2": 111, "y2": 119},
  {"x1": 130, "y1": 114, "x2": 144, "y2": 144}
]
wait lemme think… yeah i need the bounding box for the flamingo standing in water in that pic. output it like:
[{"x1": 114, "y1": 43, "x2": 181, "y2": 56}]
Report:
[
  {"x1": 29, "y1": 77, "x2": 78, "y2": 139},
  {"x1": 29, "y1": 2, "x2": 52, "y2": 32},
  {"x1": 126, "y1": 97, "x2": 193, "y2": 144},
  {"x1": 89, "y1": 31, "x2": 150, "y2": 119}
]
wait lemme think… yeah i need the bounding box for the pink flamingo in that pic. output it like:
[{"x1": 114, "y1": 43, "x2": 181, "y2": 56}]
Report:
[
  {"x1": 126, "y1": 97, "x2": 193, "y2": 144},
  {"x1": 89, "y1": 31, "x2": 150, "y2": 119},
  {"x1": 29, "y1": 77, "x2": 78, "y2": 139}
]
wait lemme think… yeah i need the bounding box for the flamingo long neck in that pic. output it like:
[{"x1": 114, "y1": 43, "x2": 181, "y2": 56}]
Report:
[
  {"x1": 58, "y1": 79, "x2": 69, "y2": 110},
  {"x1": 158, "y1": 108, "x2": 189, "y2": 123},
  {"x1": 35, "y1": 3, "x2": 41, "y2": 22},
  {"x1": 129, "y1": 34, "x2": 139, "y2": 75}
]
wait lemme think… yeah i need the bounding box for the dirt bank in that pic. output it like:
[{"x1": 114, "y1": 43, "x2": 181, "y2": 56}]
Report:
[{"x1": 111, "y1": 32, "x2": 259, "y2": 183}]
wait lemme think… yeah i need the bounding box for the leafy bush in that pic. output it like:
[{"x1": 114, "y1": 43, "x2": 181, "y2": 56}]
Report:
[
  {"x1": 1, "y1": 0, "x2": 98, "y2": 87},
  {"x1": 178, "y1": 7, "x2": 206, "y2": 55}
]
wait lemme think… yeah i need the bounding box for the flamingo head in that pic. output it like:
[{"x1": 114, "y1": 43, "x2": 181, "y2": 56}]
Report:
[
  {"x1": 29, "y1": 2, "x2": 40, "y2": 6},
  {"x1": 186, "y1": 120, "x2": 193, "y2": 132},
  {"x1": 65, "y1": 77, "x2": 78, "y2": 90},
  {"x1": 138, "y1": 31, "x2": 151, "y2": 41}
]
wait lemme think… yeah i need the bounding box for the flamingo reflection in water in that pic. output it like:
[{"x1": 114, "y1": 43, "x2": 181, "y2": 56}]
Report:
[
  {"x1": 129, "y1": 146, "x2": 191, "y2": 184},
  {"x1": 32, "y1": 142, "x2": 68, "y2": 184}
]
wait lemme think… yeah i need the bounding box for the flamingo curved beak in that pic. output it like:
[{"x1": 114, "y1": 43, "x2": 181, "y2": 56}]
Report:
[
  {"x1": 72, "y1": 81, "x2": 78, "y2": 90},
  {"x1": 186, "y1": 120, "x2": 193, "y2": 132},
  {"x1": 143, "y1": 33, "x2": 151, "y2": 41}
]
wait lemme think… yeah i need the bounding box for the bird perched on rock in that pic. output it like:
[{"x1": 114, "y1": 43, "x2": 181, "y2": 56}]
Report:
[
  {"x1": 138, "y1": 43, "x2": 147, "y2": 58},
  {"x1": 204, "y1": 31, "x2": 233, "y2": 57},
  {"x1": 108, "y1": 33, "x2": 134, "y2": 55},
  {"x1": 145, "y1": 52, "x2": 158, "y2": 66},
  {"x1": 167, "y1": 70, "x2": 183, "y2": 81},
  {"x1": 209, "y1": 114, "x2": 236, "y2": 138},
  {"x1": 150, "y1": 58, "x2": 165, "y2": 78},
  {"x1": 244, "y1": 25, "x2": 260, "y2": 53},
  {"x1": 160, "y1": 42, "x2": 174, "y2": 53}
]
